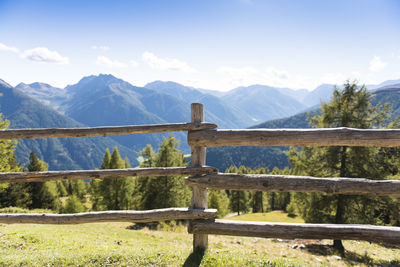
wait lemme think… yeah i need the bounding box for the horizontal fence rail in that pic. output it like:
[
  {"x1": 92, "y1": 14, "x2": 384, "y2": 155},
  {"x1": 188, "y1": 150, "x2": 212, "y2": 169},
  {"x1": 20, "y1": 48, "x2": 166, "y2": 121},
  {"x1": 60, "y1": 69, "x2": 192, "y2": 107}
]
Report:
[
  {"x1": 189, "y1": 219, "x2": 400, "y2": 246},
  {"x1": 0, "y1": 166, "x2": 218, "y2": 183},
  {"x1": 0, "y1": 122, "x2": 217, "y2": 140},
  {"x1": 188, "y1": 127, "x2": 400, "y2": 147},
  {"x1": 186, "y1": 173, "x2": 400, "y2": 196},
  {"x1": 0, "y1": 208, "x2": 217, "y2": 224}
]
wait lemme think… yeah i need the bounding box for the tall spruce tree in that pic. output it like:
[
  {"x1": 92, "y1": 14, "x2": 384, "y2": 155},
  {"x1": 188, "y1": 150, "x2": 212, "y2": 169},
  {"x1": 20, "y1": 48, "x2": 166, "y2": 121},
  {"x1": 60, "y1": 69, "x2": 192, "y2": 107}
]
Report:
[
  {"x1": 137, "y1": 136, "x2": 191, "y2": 210},
  {"x1": 0, "y1": 113, "x2": 22, "y2": 208},
  {"x1": 208, "y1": 189, "x2": 230, "y2": 218},
  {"x1": 288, "y1": 81, "x2": 393, "y2": 254},
  {"x1": 20, "y1": 152, "x2": 61, "y2": 210},
  {"x1": 227, "y1": 165, "x2": 250, "y2": 215},
  {"x1": 93, "y1": 147, "x2": 134, "y2": 210}
]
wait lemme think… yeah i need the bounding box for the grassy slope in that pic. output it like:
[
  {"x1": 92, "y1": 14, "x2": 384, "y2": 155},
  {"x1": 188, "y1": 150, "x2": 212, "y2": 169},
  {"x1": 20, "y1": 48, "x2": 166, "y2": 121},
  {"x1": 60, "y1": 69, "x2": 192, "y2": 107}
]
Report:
[
  {"x1": 1, "y1": 211, "x2": 400, "y2": 266},
  {"x1": 227, "y1": 211, "x2": 305, "y2": 223}
]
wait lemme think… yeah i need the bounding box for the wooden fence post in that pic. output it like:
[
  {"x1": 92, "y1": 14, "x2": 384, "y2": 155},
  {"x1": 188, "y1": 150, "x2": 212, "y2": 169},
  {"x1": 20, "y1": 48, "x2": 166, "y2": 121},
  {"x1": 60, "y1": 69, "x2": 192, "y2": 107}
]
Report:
[{"x1": 190, "y1": 103, "x2": 208, "y2": 251}]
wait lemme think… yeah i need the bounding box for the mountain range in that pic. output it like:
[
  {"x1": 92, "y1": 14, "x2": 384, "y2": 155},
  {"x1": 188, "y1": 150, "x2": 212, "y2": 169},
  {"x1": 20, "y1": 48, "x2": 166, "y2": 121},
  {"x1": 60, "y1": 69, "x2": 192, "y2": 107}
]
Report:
[
  {"x1": 0, "y1": 80, "x2": 138, "y2": 170},
  {"x1": 2, "y1": 74, "x2": 400, "y2": 171}
]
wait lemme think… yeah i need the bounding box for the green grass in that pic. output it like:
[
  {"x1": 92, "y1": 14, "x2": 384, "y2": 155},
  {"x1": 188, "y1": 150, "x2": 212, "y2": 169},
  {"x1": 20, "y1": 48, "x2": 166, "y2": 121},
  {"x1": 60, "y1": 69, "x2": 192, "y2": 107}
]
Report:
[
  {"x1": 1, "y1": 221, "x2": 399, "y2": 266},
  {"x1": 227, "y1": 211, "x2": 305, "y2": 223}
]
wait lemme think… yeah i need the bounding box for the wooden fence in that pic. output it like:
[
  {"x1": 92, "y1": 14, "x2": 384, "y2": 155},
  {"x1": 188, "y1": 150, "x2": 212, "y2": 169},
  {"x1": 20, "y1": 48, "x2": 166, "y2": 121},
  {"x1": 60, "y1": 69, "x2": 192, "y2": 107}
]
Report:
[{"x1": 1, "y1": 103, "x2": 400, "y2": 252}]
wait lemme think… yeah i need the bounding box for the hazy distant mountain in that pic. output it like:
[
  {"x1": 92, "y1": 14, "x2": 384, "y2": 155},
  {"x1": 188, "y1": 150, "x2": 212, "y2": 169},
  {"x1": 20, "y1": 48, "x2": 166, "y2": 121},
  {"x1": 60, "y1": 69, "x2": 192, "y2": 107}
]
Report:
[
  {"x1": 0, "y1": 81, "x2": 138, "y2": 170},
  {"x1": 301, "y1": 84, "x2": 335, "y2": 107},
  {"x1": 16, "y1": 82, "x2": 68, "y2": 112},
  {"x1": 62, "y1": 74, "x2": 189, "y2": 152},
  {"x1": 0, "y1": 79, "x2": 11, "y2": 88},
  {"x1": 367, "y1": 79, "x2": 400, "y2": 90},
  {"x1": 197, "y1": 88, "x2": 226, "y2": 98},
  {"x1": 277, "y1": 87, "x2": 310, "y2": 103},
  {"x1": 145, "y1": 81, "x2": 254, "y2": 128},
  {"x1": 372, "y1": 84, "x2": 400, "y2": 118},
  {"x1": 222, "y1": 84, "x2": 307, "y2": 123}
]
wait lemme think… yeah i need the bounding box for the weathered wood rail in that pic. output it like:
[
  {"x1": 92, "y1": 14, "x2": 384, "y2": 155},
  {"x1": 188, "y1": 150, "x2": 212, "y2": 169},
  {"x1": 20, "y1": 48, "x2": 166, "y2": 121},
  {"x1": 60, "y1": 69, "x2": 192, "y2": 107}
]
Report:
[
  {"x1": 186, "y1": 173, "x2": 400, "y2": 196},
  {"x1": 188, "y1": 128, "x2": 400, "y2": 147},
  {"x1": 0, "y1": 166, "x2": 217, "y2": 183},
  {"x1": 0, "y1": 122, "x2": 217, "y2": 140},
  {"x1": 189, "y1": 220, "x2": 400, "y2": 245},
  {"x1": 1, "y1": 102, "x2": 399, "y2": 253},
  {"x1": 0, "y1": 208, "x2": 217, "y2": 224}
]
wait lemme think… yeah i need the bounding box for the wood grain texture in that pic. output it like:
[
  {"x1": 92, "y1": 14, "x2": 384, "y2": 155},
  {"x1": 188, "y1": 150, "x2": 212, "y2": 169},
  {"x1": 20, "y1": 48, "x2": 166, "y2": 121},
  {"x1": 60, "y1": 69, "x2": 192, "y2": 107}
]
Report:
[
  {"x1": 0, "y1": 208, "x2": 217, "y2": 224},
  {"x1": 190, "y1": 219, "x2": 400, "y2": 245},
  {"x1": 0, "y1": 122, "x2": 217, "y2": 140},
  {"x1": 0, "y1": 166, "x2": 218, "y2": 183},
  {"x1": 190, "y1": 103, "x2": 208, "y2": 250},
  {"x1": 185, "y1": 173, "x2": 400, "y2": 196},
  {"x1": 188, "y1": 127, "x2": 400, "y2": 147}
]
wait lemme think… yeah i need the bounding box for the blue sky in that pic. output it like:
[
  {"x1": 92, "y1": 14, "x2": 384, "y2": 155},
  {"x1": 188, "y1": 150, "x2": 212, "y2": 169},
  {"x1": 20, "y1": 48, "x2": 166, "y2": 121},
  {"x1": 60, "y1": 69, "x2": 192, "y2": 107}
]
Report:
[{"x1": 0, "y1": 0, "x2": 399, "y2": 91}]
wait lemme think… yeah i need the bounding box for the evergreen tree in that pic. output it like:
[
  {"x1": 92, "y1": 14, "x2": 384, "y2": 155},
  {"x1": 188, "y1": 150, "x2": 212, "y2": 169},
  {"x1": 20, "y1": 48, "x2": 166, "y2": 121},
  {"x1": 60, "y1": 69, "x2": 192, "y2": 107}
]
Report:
[
  {"x1": 62, "y1": 195, "x2": 85, "y2": 213},
  {"x1": 266, "y1": 167, "x2": 291, "y2": 211},
  {"x1": 288, "y1": 81, "x2": 393, "y2": 254},
  {"x1": 251, "y1": 167, "x2": 268, "y2": 213},
  {"x1": 26, "y1": 152, "x2": 60, "y2": 210},
  {"x1": 65, "y1": 180, "x2": 87, "y2": 202},
  {"x1": 208, "y1": 190, "x2": 230, "y2": 218},
  {"x1": 137, "y1": 136, "x2": 191, "y2": 210},
  {"x1": 93, "y1": 147, "x2": 135, "y2": 210},
  {"x1": 101, "y1": 148, "x2": 111, "y2": 169},
  {"x1": 227, "y1": 166, "x2": 250, "y2": 215},
  {"x1": 0, "y1": 113, "x2": 23, "y2": 208},
  {"x1": 0, "y1": 114, "x2": 19, "y2": 173}
]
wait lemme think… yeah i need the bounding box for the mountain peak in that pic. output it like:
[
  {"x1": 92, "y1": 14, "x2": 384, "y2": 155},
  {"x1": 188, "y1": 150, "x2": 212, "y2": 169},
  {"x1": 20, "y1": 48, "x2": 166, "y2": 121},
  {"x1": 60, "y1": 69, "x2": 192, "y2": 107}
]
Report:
[
  {"x1": 0, "y1": 79, "x2": 13, "y2": 88},
  {"x1": 76, "y1": 73, "x2": 123, "y2": 86},
  {"x1": 146, "y1": 80, "x2": 193, "y2": 91}
]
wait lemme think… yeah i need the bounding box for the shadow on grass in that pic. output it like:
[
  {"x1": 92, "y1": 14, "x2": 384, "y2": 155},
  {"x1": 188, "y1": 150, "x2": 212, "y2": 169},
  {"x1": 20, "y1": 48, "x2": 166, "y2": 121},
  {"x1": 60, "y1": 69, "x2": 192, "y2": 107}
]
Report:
[
  {"x1": 183, "y1": 248, "x2": 205, "y2": 267},
  {"x1": 304, "y1": 244, "x2": 400, "y2": 266}
]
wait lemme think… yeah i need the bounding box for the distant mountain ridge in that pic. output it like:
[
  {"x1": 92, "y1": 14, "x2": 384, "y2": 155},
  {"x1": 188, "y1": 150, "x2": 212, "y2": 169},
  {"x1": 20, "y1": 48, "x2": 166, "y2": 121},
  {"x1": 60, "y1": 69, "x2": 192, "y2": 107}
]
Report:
[
  {"x1": 145, "y1": 80, "x2": 254, "y2": 128},
  {"x1": 221, "y1": 84, "x2": 308, "y2": 123},
  {"x1": 4, "y1": 74, "x2": 400, "y2": 171},
  {"x1": 16, "y1": 82, "x2": 67, "y2": 112},
  {"x1": 0, "y1": 82, "x2": 138, "y2": 170}
]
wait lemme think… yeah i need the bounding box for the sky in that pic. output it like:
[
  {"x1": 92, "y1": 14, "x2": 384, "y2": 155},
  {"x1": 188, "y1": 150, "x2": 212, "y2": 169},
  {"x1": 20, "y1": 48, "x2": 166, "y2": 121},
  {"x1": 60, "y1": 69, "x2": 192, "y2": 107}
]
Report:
[{"x1": 0, "y1": 0, "x2": 399, "y2": 91}]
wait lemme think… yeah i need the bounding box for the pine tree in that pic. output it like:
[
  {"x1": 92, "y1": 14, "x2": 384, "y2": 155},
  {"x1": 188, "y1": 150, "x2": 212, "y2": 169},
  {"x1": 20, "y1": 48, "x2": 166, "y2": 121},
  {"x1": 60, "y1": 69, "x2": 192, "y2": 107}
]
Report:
[
  {"x1": 62, "y1": 195, "x2": 85, "y2": 213},
  {"x1": 208, "y1": 190, "x2": 230, "y2": 218},
  {"x1": 137, "y1": 136, "x2": 191, "y2": 210},
  {"x1": 266, "y1": 167, "x2": 291, "y2": 211},
  {"x1": 251, "y1": 167, "x2": 268, "y2": 213},
  {"x1": 227, "y1": 166, "x2": 250, "y2": 215},
  {"x1": 288, "y1": 81, "x2": 393, "y2": 254},
  {"x1": 0, "y1": 113, "x2": 23, "y2": 208},
  {"x1": 26, "y1": 152, "x2": 60, "y2": 210},
  {"x1": 94, "y1": 147, "x2": 135, "y2": 210},
  {"x1": 0, "y1": 114, "x2": 19, "y2": 173},
  {"x1": 101, "y1": 148, "x2": 111, "y2": 169}
]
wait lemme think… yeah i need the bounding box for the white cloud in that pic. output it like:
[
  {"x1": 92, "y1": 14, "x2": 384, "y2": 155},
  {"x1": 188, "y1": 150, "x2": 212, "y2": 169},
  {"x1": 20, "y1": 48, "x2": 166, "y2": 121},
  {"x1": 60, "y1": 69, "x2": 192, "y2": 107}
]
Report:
[
  {"x1": 96, "y1": 56, "x2": 127, "y2": 68},
  {"x1": 217, "y1": 66, "x2": 299, "y2": 88},
  {"x1": 130, "y1": 60, "x2": 138, "y2": 67},
  {"x1": 0, "y1": 42, "x2": 19, "y2": 53},
  {"x1": 217, "y1": 66, "x2": 258, "y2": 79},
  {"x1": 91, "y1": 45, "x2": 110, "y2": 51},
  {"x1": 369, "y1": 56, "x2": 387, "y2": 72},
  {"x1": 320, "y1": 73, "x2": 346, "y2": 84},
  {"x1": 142, "y1": 51, "x2": 196, "y2": 72},
  {"x1": 21, "y1": 47, "x2": 69, "y2": 64},
  {"x1": 216, "y1": 65, "x2": 353, "y2": 90}
]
